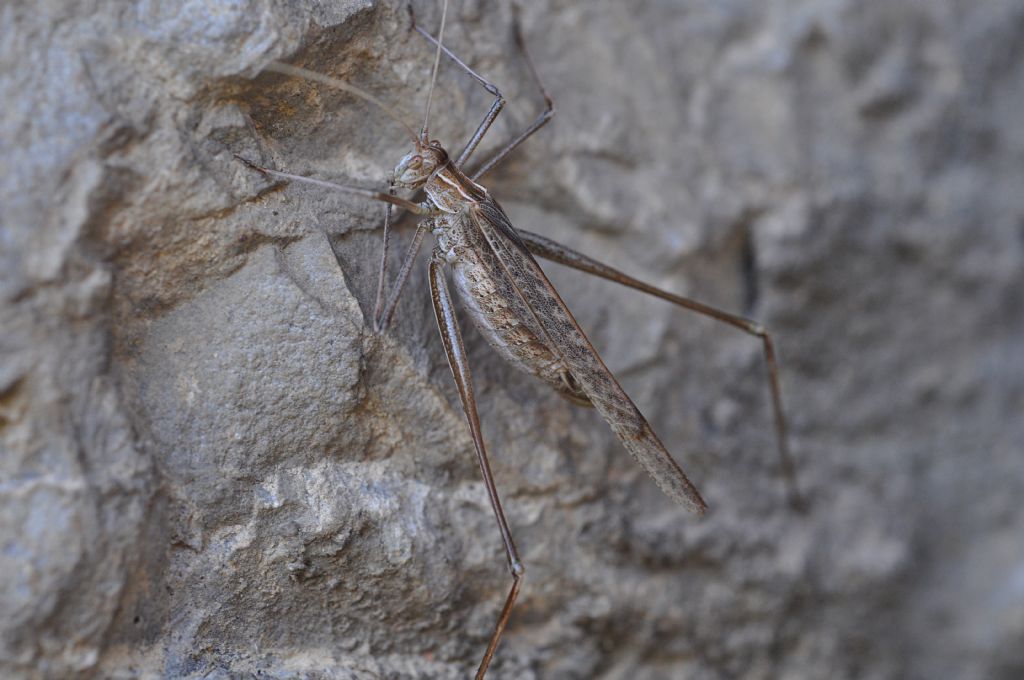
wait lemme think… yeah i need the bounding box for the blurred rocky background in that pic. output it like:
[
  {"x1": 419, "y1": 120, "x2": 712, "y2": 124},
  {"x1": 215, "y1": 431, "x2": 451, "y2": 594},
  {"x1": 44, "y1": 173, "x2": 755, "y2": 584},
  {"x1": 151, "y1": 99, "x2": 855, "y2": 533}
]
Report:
[{"x1": 2, "y1": 0, "x2": 1023, "y2": 678}]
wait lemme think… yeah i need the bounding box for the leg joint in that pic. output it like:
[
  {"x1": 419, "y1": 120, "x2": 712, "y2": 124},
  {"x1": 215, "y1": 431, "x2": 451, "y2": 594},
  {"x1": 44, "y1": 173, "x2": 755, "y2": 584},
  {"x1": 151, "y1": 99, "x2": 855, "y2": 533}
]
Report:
[{"x1": 509, "y1": 559, "x2": 525, "y2": 579}]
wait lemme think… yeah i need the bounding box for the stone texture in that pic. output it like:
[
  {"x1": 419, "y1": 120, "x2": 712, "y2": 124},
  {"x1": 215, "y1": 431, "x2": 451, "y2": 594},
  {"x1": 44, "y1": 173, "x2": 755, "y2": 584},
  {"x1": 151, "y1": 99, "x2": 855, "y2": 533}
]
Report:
[{"x1": 2, "y1": 0, "x2": 1023, "y2": 678}]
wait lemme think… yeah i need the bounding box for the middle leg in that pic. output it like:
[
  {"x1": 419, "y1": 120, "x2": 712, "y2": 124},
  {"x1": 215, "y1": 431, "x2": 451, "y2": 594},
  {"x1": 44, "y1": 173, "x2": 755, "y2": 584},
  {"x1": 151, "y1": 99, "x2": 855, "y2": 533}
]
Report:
[
  {"x1": 234, "y1": 156, "x2": 435, "y2": 333},
  {"x1": 374, "y1": 214, "x2": 432, "y2": 333}
]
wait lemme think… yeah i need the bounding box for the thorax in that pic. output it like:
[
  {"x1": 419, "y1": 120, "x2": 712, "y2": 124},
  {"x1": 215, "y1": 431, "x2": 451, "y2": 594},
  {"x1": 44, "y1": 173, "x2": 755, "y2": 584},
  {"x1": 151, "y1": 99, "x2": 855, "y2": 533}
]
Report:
[{"x1": 424, "y1": 163, "x2": 487, "y2": 214}]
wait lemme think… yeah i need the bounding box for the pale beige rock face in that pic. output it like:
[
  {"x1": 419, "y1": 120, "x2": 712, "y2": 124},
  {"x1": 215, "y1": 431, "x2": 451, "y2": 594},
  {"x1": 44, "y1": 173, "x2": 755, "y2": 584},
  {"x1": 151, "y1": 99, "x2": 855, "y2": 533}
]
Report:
[{"x1": 2, "y1": 1, "x2": 1023, "y2": 678}]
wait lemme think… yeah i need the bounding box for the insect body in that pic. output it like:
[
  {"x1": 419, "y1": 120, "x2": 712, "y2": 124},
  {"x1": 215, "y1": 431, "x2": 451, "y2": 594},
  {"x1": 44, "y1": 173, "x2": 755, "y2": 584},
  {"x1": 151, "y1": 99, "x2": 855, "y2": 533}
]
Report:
[
  {"x1": 421, "y1": 147, "x2": 593, "y2": 407},
  {"x1": 240, "y1": 2, "x2": 798, "y2": 677},
  {"x1": 398, "y1": 139, "x2": 706, "y2": 512}
]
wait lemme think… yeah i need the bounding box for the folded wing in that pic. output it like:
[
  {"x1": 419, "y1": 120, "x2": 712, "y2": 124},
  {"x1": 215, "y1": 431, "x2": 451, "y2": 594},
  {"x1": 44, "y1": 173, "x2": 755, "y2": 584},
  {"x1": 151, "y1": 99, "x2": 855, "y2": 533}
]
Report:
[{"x1": 469, "y1": 200, "x2": 707, "y2": 515}]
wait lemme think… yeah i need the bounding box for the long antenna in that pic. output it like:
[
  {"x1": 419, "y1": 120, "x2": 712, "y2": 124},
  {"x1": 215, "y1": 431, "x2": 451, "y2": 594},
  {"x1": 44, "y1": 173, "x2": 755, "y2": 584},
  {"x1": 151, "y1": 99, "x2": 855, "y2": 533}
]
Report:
[
  {"x1": 420, "y1": 0, "x2": 449, "y2": 141},
  {"x1": 266, "y1": 61, "x2": 420, "y2": 144}
]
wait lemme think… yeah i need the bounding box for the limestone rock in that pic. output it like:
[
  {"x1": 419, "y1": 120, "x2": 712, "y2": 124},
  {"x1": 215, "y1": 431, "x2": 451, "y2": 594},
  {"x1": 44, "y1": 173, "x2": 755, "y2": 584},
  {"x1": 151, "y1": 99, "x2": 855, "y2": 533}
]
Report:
[{"x1": 2, "y1": 1, "x2": 1023, "y2": 678}]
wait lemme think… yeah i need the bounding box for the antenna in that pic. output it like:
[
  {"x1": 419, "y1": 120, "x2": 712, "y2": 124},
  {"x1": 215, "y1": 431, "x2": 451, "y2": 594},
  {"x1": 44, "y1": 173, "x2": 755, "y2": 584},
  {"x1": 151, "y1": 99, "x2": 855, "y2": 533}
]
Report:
[
  {"x1": 420, "y1": 0, "x2": 449, "y2": 141},
  {"x1": 266, "y1": 61, "x2": 420, "y2": 144}
]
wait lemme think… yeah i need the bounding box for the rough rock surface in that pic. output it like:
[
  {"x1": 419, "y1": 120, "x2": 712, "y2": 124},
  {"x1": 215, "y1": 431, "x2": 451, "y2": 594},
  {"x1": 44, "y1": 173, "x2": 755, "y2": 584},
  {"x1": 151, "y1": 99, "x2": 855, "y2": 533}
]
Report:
[{"x1": 2, "y1": 1, "x2": 1023, "y2": 678}]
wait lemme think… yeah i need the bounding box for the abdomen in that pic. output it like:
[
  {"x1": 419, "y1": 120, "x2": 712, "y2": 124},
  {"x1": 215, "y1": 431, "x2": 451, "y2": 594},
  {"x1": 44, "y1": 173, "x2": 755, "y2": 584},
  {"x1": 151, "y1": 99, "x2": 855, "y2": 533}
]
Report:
[{"x1": 439, "y1": 215, "x2": 591, "y2": 407}]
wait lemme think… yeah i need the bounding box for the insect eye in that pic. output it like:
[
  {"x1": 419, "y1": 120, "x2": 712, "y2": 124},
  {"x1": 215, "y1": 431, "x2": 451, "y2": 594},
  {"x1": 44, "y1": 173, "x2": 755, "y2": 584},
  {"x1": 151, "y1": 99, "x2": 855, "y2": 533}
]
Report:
[{"x1": 410, "y1": 155, "x2": 423, "y2": 167}]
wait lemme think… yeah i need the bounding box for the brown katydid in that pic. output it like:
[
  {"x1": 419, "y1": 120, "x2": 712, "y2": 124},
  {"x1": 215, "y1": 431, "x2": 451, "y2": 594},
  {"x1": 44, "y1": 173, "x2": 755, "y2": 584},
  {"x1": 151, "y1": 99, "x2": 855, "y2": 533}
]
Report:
[{"x1": 238, "y1": 1, "x2": 800, "y2": 676}]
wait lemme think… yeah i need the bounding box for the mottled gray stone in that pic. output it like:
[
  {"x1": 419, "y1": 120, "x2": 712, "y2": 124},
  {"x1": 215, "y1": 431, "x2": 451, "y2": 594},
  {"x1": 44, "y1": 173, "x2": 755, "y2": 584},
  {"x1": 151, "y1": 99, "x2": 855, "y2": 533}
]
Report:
[{"x1": 2, "y1": 0, "x2": 1023, "y2": 678}]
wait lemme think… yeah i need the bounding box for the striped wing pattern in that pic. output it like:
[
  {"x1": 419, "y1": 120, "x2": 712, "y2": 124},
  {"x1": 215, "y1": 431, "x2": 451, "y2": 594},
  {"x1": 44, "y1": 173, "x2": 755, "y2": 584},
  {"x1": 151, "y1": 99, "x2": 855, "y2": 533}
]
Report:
[{"x1": 468, "y1": 199, "x2": 707, "y2": 515}]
